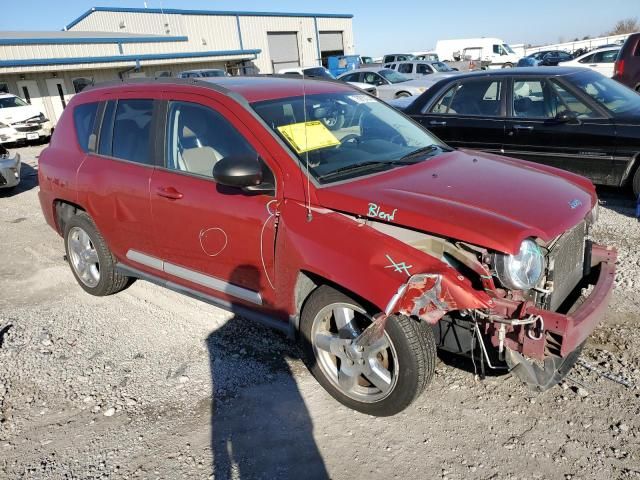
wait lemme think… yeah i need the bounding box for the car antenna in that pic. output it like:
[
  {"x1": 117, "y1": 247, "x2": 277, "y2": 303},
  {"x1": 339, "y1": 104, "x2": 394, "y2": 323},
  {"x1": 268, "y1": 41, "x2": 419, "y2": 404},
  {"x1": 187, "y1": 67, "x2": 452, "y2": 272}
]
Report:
[{"x1": 300, "y1": 23, "x2": 313, "y2": 222}]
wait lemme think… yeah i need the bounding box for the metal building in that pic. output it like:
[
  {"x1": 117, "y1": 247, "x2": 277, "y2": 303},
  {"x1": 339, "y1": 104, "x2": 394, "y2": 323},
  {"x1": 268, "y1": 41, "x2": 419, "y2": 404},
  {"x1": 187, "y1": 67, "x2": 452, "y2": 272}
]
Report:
[{"x1": 0, "y1": 6, "x2": 354, "y2": 126}]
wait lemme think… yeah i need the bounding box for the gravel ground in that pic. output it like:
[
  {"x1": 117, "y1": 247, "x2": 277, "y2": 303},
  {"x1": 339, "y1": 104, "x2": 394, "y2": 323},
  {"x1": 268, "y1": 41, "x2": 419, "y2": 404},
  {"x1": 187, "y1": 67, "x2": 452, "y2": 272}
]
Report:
[{"x1": 0, "y1": 144, "x2": 639, "y2": 480}]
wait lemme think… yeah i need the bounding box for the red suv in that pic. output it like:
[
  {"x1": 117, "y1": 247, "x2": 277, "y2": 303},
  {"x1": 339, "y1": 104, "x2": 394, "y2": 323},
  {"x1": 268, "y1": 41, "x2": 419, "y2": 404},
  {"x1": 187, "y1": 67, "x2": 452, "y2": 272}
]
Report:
[
  {"x1": 614, "y1": 33, "x2": 640, "y2": 92},
  {"x1": 38, "y1": 77, "x2": 616, "y2": 416}
]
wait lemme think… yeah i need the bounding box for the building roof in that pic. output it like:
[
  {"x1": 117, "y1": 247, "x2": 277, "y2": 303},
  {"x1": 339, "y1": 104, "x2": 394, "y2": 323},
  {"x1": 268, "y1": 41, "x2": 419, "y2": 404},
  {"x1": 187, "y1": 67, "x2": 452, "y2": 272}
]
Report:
[
  {"x1": 0, "y1": 31, "x2": 188, "y2": 45},
  {"x1": 65, "y1": 6, "x2": 354, "y2": 30},
  {"x1": 0, "y1": 49, "x2": 261, "y2": 69}
]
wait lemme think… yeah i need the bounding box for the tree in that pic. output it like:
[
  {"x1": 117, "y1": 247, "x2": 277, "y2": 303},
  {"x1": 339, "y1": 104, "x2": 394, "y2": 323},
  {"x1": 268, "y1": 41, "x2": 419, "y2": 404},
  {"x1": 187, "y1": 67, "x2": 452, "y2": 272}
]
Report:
[{"x1": 608, "y1": 18, "x2": 639, "y2": 35}]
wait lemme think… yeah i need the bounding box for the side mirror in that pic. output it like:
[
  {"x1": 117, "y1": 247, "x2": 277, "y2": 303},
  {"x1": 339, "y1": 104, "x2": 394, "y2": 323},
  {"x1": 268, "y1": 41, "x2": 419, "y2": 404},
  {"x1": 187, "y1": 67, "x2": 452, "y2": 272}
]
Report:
[
  {"x1": 213, "y1": 156, "x2": 263, "y2": 189},
  {"x1": 555, "y1": 110, "x2": 579, "y2": 124}
]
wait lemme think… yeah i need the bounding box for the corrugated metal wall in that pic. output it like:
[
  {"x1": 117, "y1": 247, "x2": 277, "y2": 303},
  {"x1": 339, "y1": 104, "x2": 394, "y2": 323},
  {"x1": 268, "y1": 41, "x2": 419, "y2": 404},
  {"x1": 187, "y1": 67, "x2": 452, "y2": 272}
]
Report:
[{"x1": 68, "y1": 10, "x2": 355, "y2": 74}]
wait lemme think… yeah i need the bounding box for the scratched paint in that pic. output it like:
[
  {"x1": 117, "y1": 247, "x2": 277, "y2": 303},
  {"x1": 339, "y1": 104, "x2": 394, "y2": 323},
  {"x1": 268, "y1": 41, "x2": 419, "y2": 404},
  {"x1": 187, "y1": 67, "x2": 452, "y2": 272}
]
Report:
[
  {"x1": 384, "y1": 254, "x2": 413, "y2": 277},
  {"x1": 367, "y1": 203, "x2": 397, "y2": 222},
  {"x1": 260, "y1": 200, "x2": 279, "y2": 290},
  {"x1": 198, "y1": 228, "x2": 228, "y2": 257}
]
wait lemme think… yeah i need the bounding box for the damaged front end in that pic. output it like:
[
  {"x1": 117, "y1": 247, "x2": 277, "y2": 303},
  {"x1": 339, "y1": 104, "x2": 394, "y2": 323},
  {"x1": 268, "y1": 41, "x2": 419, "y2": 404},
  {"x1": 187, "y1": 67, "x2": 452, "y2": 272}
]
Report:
[{"x1": 363, "y1": 215, "x2": 616, "y2": 391}]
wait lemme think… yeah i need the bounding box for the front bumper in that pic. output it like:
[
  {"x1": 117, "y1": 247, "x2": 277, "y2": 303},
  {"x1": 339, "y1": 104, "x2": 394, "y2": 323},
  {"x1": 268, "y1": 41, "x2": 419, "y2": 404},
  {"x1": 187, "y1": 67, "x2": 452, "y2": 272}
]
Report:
[
  {"x1": 0, "y1": 121, "x2": 52, "y2": 144},
  {"x1": 0, "y1": 153, "x2": 21, "y2": 188},
  {"x1": 488, "y1": 243, "x2": 617, "y2": 361}
]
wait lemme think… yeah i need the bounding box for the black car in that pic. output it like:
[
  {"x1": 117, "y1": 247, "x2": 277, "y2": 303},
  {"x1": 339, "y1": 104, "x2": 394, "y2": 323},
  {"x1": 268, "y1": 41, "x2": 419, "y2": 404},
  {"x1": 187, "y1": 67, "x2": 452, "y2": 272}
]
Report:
[
  {"x1": 517, "y1": 50, "x2": 573, "y2": 67},
  {"x1": 393, "y1": 67, "x2": 640, "y2": 196}
]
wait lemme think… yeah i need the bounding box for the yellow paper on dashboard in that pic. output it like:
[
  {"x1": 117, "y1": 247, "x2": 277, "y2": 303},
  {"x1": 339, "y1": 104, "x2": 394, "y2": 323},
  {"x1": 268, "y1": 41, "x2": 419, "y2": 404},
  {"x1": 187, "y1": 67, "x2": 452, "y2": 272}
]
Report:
[{"x1": 277, "y1": 120, "x2": 340, "y2": 154}]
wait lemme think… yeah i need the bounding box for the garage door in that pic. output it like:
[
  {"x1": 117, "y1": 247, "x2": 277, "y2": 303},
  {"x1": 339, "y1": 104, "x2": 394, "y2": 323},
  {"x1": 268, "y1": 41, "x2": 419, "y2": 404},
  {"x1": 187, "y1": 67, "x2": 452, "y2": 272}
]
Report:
[
  {"x1": 319, "y1": 32, "x2": 344, "y2": 52},
  {"x1": 319, "y1": 31, "x2": 344, "y2": 67},
  {"x1": 267, "y1": 32, "x2": 300, "y2": 72}
]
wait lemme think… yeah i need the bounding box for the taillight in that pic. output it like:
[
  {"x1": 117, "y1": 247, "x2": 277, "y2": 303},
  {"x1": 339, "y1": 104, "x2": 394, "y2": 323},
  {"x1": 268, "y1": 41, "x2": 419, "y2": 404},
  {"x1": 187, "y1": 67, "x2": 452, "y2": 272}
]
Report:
[{"x1": 614, "y1": 59, "x2": 625, "y2": 78}]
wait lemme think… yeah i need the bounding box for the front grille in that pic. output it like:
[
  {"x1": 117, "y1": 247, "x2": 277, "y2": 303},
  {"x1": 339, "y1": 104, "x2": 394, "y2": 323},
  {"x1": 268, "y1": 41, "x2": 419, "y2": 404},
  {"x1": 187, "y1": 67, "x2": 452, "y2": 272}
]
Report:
[
  {"x1": 14, "y1": 124, "x2": 41, "y2": 132},
  {"x1": 547, "y1": 221, "x2": 587, "y2": 311}
]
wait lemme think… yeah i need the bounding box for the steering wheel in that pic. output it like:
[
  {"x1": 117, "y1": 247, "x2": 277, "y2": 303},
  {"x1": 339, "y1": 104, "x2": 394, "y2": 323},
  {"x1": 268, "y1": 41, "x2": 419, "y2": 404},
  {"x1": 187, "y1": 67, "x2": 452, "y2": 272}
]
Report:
[{"x1": 340, "y1": 134, "x2": 361, "y2": 145}]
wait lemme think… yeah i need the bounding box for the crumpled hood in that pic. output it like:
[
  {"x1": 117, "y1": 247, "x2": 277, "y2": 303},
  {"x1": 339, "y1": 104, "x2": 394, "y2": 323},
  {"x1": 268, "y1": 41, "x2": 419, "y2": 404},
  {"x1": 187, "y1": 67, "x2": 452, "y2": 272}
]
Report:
[
  {"x1": 0, "y1": 105, "x2": 43, "y2": 124},
  {"x1": 316, "y1": 149, "x2": 596, "y2": 254}
]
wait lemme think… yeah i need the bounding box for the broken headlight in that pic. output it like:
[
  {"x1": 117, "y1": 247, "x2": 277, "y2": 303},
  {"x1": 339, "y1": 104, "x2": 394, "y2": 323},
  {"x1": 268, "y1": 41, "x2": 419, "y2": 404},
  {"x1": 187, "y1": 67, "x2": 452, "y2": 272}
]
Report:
[{"x1": 494, "y1": 239, "x2": 545, "y2": 290}]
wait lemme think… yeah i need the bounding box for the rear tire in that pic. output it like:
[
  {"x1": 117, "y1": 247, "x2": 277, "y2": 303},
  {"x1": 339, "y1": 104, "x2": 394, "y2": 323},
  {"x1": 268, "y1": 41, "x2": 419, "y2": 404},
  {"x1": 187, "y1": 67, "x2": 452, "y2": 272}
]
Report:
[
  {"x1": 502, "y1": 63, "x2": 513, "y2": 68},
  {"x1": 64, "y1": 212, "x2": 133, "y2": 296},
  {"x1": 300, "y1": 285, "x2": 436, "y2": 416},
  {"x1": 395, "y1": 91, "x2": 412, "y2": 98}
]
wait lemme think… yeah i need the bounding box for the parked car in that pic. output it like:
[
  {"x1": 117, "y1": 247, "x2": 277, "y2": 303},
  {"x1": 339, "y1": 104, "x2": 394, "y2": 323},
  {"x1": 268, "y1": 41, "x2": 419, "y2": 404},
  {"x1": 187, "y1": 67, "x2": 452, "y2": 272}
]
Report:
[
  {"x1": 337, "y1": 68, "x2": 432, "y2": 100},
  {"x1": 391, "y1": 67, "x2": 640, "y2": 196},
  {"x1": 517, "y1": 50, "x2": 573, "y2": 67},
  {"x1": 382, "y1": 53, "x2": 416, "y2": 63},
  {"x1": 278, "y1": 66, "x2": 377, "y2": 96},
  {"x1": 563, "y1": 47, "x2": 620, "y2": 78},
  {"x1": 613, "y1": 32, "x2": 640, "y2": 91},
  {"x1": 177, "y1": 69, "x2": 229, "y2": 78},
  {"x1": 435, "y1": 38, "x2": 520, "y2": 68},
  {"x1": 0, "y1": 144, "x2": 20, "y2": 190},
  {"x1": 38, "y1": 75, "x2": 615, "y2": 415},
  {"x1": 412, "y1": 52, "x2": 439, "y2": 62},
  {"x1": 0, "y1": 93, "x2": 53, "y2": 145},
  {"x1": 383, "y1": 60, "x2": 460, "y2": 78}
]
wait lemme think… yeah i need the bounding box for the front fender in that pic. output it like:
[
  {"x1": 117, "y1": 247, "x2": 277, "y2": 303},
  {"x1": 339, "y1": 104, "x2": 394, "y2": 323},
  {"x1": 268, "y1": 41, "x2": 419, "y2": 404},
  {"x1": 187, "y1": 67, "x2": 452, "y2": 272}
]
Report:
[{"x1": 275, "y1": 200, "x2": 492, "y2": 321}]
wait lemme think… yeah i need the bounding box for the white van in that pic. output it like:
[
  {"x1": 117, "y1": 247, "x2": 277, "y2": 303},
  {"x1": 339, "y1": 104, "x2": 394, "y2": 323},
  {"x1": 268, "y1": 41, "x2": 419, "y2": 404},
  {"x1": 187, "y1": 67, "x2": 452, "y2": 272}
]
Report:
[{"x1": 435, "y1": 38, "x2": 520, "y2": 68}]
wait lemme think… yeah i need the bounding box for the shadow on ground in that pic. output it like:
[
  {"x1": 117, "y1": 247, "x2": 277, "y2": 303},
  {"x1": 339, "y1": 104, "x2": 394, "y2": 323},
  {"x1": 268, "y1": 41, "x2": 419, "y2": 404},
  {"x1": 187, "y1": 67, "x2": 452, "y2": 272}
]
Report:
[
  {"x1": 596, "y1": 185, "x2": 638, "y2": 219},
  {"x1": 206, "y1": 266, "x2": 328, "y2": 480}
]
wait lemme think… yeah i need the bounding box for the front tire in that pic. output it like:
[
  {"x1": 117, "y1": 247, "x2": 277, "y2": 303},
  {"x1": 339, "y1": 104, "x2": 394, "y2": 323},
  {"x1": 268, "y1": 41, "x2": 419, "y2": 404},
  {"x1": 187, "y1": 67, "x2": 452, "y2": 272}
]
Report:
[
  {"x1": 300, "y1": 285, "x2": 436, "y2": 416},
  {"x1": 502, "y1": 63, "x2": 513, "y2": 68},
  {"x1": 64, "y1": 212, "x2": 133, "y2": 296},
  {"x1": 395, "y1": 91, "x2": 412, "y2": 98},
  {"x1": 632, "y1": 165, "x2": 640, "y2": 198}
]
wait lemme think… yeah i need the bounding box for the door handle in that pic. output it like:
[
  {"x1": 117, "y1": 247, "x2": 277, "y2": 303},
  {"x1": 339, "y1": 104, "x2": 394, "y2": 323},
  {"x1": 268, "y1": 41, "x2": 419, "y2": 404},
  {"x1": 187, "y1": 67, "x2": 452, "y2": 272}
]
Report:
[
  {"x1": 429, "y1": 120, "x2": 447, "y2": 126},
  {"x1": 156, "y1": 186, "x2": 183, "y2": 200},
  {"x1": 513, "y1": 124, "x2": 534, "y2": 131}
]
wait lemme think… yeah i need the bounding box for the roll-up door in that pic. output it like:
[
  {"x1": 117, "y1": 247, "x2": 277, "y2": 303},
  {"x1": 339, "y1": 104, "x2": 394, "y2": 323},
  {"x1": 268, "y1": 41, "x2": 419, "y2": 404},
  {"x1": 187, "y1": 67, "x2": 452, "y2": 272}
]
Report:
[
  {"x1": 319, "y1": 31, "x2": 344, "y2": 67},
  {"x1": 267, "y1": 32, "x2": 300, "y2": 72}
]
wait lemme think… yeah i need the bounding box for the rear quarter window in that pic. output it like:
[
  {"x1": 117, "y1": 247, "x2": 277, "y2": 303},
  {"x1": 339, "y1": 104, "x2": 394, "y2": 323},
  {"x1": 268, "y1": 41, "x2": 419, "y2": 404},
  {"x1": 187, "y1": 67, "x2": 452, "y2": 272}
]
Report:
[{"x1": 73, "y1": 102, "x2": 99, "y2": 152}]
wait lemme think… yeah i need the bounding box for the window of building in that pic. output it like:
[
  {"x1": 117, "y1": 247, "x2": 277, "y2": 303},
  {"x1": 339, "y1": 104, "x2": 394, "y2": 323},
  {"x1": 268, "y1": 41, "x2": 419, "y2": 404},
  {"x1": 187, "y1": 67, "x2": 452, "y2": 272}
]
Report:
[
  {"x1": 72, "y1": 77, "x2": 94, "y2": 94},
  {"x1": 0, "y1": 82, "x2": 8, "y2": 94}
]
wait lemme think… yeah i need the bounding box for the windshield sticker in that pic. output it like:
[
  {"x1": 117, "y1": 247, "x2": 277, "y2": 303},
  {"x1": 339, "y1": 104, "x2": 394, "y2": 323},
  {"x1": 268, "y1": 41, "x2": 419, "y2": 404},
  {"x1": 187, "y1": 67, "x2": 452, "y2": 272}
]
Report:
[
  {"x1": 348, "y1": 94, "x2": 376, "y2": 104},
  {"x1": 384, "y1": 254, "x2": 413, "y2": 277},
  {"x1": 276, "y1": 120, "x2": 340, "y2": 154},
  {"x1": 368, "y1": 203, "x2": 397, "y2": 222}
]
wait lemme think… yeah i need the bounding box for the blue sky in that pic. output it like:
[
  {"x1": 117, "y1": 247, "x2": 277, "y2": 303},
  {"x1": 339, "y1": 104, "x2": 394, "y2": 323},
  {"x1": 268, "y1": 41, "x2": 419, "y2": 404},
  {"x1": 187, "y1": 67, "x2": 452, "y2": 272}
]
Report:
[{"x1": 2, "y1": 0, "x2": 638, "y2": 56}]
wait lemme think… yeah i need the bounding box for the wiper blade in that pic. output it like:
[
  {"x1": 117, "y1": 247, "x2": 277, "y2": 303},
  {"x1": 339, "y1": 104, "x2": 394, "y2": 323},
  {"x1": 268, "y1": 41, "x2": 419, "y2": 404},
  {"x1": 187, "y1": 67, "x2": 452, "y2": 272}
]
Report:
[
  {"x1": 398, "y1": 145, "x2": 441, "y2": 162},
  {"x1": 317, "y1": 161, "x2": 389, "y2": 181}
]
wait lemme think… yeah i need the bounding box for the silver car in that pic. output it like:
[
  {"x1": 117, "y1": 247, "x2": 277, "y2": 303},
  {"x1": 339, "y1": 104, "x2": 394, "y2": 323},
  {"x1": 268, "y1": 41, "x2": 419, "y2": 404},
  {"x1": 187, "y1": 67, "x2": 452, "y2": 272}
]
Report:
[
  {"x1": 0, "y1": 144, "x2": 20, "y2": 190},
  {"x1": 383, "y1": 60, "x2": 459, "y2": 79},
  {"x1": 337, "y1": 68, "x2": 438, "y2": 100}
]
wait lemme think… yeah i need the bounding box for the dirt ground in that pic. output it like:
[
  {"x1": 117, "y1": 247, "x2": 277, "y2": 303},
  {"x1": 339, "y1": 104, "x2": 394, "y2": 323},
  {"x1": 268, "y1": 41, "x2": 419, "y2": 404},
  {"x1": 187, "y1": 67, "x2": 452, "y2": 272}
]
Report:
[{"x1": 1, "y1": 144, "x2": 639, "y2": 480}]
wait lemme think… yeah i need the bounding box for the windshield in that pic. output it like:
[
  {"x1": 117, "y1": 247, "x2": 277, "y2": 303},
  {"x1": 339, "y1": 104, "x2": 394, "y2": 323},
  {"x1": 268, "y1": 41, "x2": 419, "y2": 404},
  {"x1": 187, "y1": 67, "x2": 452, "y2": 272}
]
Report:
[
  {"x1": 502, "y1": 44, "x2": 515, "y2": 54},
  {"x1": 202, "y1": 70, "x2": 226, "y2": 77},
  {"x1": 0, "y1": 96, "x2": 28, "y2": 108},
  {"x1": 378, "y1": 69, "x2": 410, "y2": 84},
  {"x1": 303, "y1": 67, "x2": 335, "y2": 79},
  {"x1": 431, "y1": 62, "x2": 453, "y2": 72},
  {"x1": 570, "y1": 70, "x2": 640, "y2": 115},
  {"x1": 252, "y1": 92, "x2": 447, "y2": 184}
]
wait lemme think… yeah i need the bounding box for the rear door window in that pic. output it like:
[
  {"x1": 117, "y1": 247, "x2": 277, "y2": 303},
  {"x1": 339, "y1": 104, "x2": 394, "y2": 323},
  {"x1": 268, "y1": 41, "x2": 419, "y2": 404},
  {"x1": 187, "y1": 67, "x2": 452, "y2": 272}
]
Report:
[
  {"x1": 431, "y1": 80, "x2": 504, "y2": 116},
  {"x1": 398, "y1": 63, "x2": 413, "y2": 74},
  {"x1": 73, "y1": 102, "x2": 99, "y2": 152},
  {"x1": 108, "y1": 99, "x2": 154, "y2": 164}
]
